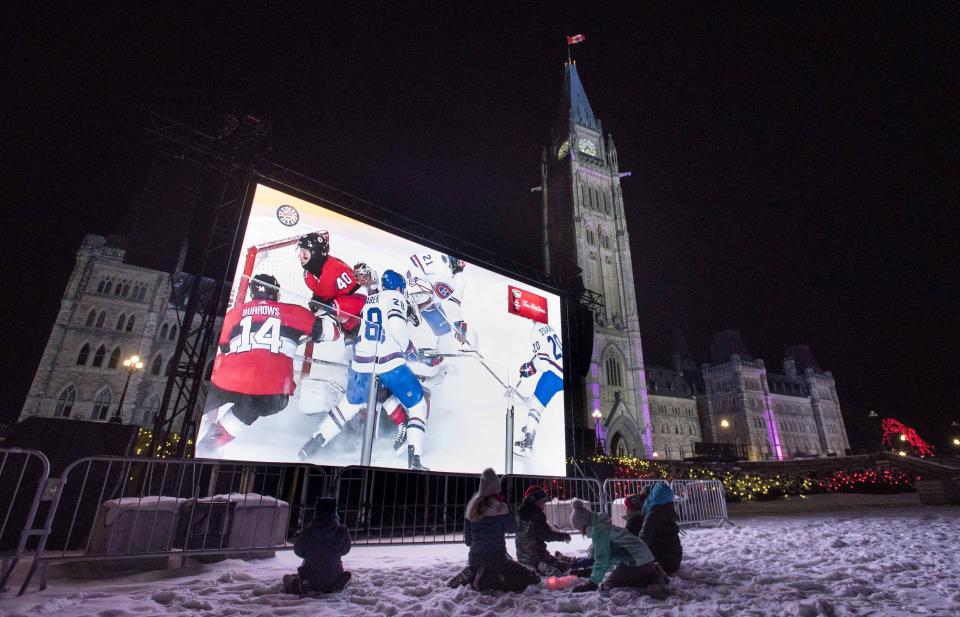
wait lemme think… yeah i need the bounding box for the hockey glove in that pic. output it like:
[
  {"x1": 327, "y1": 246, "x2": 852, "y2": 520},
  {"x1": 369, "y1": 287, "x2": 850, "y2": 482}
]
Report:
[
  {"x1": 453, "y1": 321, "x2": 468, "y2": 344},
  {"x1": 519, "y1": 361, "x2": 537, "y2": 378},
  {"x1": 572, "y1": 581, "x2": 598, "y2": 593},
  {"x1": 404, "y1": 341, "x2": 419, "y2": 362},
  {"x1": 406, "y1": 303, "x2": 421, "y2": 327}
]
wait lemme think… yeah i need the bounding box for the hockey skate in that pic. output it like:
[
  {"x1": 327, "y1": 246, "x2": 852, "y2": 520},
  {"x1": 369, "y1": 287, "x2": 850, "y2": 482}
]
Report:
[
  {"x1": 196, "y1": 422, "x2": 234, "y2": 458},
  {"x1": 392, "y1": 421, "x2": 408, "y2": 455},
  {"x1": 513, "y1": 427, "x2": 535, "y2": 457},
  {"x1": 297, "y1": 434, "x2": 326, "y2": 462},
  {"x1": 407, "y1": 445, "x2": 429, "y2": 471}
]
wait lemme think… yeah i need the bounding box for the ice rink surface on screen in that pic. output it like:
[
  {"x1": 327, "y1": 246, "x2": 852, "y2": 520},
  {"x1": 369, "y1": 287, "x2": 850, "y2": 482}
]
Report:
[{"x1": 200, "y1": 184, "x2": 566, "y2": 476}]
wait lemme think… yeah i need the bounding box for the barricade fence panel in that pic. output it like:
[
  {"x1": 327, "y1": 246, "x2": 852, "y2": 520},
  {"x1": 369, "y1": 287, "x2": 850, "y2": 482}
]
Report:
[
  {"x1": 0, "y1": 448, "x2": 50, "y2": 593},
  {"x1": 334, "y1": 466, "x2": 480, "y2": 544},
  {"x1": 501, "y1": 475, "x2": 604, "y2": 532},
  {"x1": 601, "y1": 478, "x2": 663, "y2": 527},
  {"x1": 670, "y1": 479, "x2": 731, "y2": 527}
]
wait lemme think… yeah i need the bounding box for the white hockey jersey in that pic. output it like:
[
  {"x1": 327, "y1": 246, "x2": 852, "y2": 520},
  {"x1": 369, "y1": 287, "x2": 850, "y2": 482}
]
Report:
[
  {"x1": 351, "y1": 289, "x2": 410, "y2": 374},
  {"x1": 407, "y1": 251, "x2": 465, "y2": 324},
  {"x1": 529, "y1": 323, "x2": 563, "y2": 376}
]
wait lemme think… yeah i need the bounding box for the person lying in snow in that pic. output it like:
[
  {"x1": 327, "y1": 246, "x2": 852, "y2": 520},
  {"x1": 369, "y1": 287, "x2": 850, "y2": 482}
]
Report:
[
  {"x1": 623, "y1": 486, "x2": 652, "y2": 535},
  {"x1": 515, "y1": 485, "x2": 573, "y2": 575},
  {"x1": 568, "y1": 499, "x2": 670, "y2": 595},
  {"x1": 283, "y1": 497, "x2": 352, "y2": 595},
  {"x1": 635, "y1": 482, "x2": 682, "y2": 574},
  {"x1": 447, "y1": 468, "x2": 540, "y2": 592}
]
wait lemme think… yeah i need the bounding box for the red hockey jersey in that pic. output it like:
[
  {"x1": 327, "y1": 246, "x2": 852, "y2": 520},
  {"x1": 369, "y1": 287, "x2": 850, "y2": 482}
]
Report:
[
  {"x1": 212, "y1": 299, "x2": 317, "y2": 396},
  {"x1": 303, "y1": 255, "x2": 364, "y2": 333}
]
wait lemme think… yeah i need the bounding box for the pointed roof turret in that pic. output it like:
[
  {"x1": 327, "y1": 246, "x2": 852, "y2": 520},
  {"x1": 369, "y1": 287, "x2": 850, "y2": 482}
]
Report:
[{"x1": 563, "y1": 62, "x2": 599, "y2": 131}]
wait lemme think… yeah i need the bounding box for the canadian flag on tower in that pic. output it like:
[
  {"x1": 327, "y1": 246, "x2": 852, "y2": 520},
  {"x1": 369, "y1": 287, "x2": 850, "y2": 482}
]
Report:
[{"x1": 566, "y1": 33, "x2": 586, "y2": 45}]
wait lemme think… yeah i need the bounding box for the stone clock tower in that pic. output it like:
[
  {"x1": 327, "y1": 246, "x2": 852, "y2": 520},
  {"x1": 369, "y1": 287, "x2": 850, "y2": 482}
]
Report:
[{"x1": 542, "y1": 62, "x2": 653, "y2": 457}]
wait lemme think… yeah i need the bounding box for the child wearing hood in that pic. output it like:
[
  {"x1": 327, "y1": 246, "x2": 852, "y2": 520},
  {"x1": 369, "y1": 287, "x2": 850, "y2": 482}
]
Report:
[
  {"x1": 514, "y1": 485, "x2": 573, "y2": 575},
  {"x1": 635, "y1": 482, "x2": 683, "y2": 573},
  {"x1": 447, "y1": 468, "x2": 539, "y2": 592},
  {"x1": 568, "y1": 499, "x2": 669, "y2": 594},
  {"x1": 622, "y1": 485, "x2": 652, "y2": 535},
  {"x1": 283, "y1": 496, "x2": 352, "y2": 595}
]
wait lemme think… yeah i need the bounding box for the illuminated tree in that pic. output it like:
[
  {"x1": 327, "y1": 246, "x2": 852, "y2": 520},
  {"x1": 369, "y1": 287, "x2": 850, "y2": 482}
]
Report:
[{"x1": 880, "y1": 418, "x2": 934, "y2": 456}]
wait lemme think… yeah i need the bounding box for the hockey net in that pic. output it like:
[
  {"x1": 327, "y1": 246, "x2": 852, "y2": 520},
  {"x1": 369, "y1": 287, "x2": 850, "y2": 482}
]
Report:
[{"x1": 235, "y1": 235, "x2": 316, "y2": 379}]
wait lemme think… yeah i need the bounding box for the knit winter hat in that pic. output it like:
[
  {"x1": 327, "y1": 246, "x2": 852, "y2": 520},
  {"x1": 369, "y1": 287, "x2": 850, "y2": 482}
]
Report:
[
  {"x1": 523, "y1": 485, "x2": 549, "y2": 504},
  {"x1": 314, "y1": 496, "x2": 337, "y2": 516},
  {"x1": 624, "y1": 493, "x2": 645, "y2": 512},
  {"x1": 479, "y1": 468, "x2": 501, "y2": 497},
  {"x1": 569, "y1": 498, "x2": 593, "y2": 530}
]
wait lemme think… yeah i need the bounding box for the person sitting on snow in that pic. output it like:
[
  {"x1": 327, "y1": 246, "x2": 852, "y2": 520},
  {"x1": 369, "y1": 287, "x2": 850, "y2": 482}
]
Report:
[
  {"x1": 515, "y1": 485, "x2": 573, "y2": 575},
  {"x1": 447, "y1": 468, "x2": 539, "y2": 592},
  {"x1": 635, "y1": 482, "x2": 683, "y2": 574},
  {"x1": 568, "y1": 499, "x2": 670, "y2": 595},
  {"x1": 623, "y1": 486, "x2": 652, "y2": 536},
  {"x1": 284, "y1": 497, "x2": 352, "y2": 595}
]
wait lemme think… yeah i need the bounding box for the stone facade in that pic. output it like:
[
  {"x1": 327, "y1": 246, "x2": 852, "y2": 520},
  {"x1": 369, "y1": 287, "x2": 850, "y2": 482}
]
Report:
[{"x1": 19, "y1": 234, "x2": 216, "y2": 428}]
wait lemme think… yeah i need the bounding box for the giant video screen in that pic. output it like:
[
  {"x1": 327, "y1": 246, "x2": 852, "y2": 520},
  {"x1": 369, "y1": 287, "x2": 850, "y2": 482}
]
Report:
[{"x1": 197, "y1": 183, "x2": 566, "y2": 475}]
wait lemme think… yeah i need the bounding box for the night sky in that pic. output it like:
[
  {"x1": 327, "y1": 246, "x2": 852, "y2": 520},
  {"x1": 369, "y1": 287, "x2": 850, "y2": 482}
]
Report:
[{"x1": 5, "y1": 4, "x2": 958, "y2": 447}]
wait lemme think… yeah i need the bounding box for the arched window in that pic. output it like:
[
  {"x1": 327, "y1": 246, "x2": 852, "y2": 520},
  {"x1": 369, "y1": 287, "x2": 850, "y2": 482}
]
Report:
[
  {"x1": 150, "y1": 354, "x2": 163, "y2": 376},
  {"x1": 108, "y1": 347, "x2": 121, "y2": 369},
  {"x1": 116, "y1": 314, "x2": 126, "y2": 331},
  {"x1": 85, "y1": 309, "x2": 97, "y2": 327},
  {"x1": 92, "y1": 388, "x2": 112, "y2": 420},
  {"x1": 136, "y1": 285, "x2": 147, "y2": 301},
  {"x1": 159, "y1": 323, "x2": 168, "y2": 339},
  {"x1": 165, "y1": 359, "x2": 176, "y2": 377},
  {"x1": 95, "y1": 311, "x2": 106, "y2": 328},
  {"x1": 55, "y1": 385, "x2": 76, "y2": 417},
  {"x1": 76, "y1": 343, "x2": 90, "y2": 366},
  {"x1": 169, "y1": 324, "x2": 178, "y2": 341},
  {"x1": 96, "y1": 279, "x2": 106, "y2": 293},
  {"x1": 114, "y1": 282, "x2": 123, "y2": 296},
  {"x1": 92, "y1": 345, "x2": 106, "y2": 367},
  {"x1": 121, "y1": 282, "x2": 130, "y2": 297},
  {"x1": 604, "y1": 355, "x2": 623, "y2": 387},
  {"x1": 125, "y1": 315, "x2": 135, "y2": 332}
]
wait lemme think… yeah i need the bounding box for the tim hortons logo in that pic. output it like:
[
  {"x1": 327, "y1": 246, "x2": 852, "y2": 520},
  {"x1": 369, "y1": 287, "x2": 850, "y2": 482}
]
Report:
[{"x1": 507, "y1": 285, "x2": 548, "y2": 324}]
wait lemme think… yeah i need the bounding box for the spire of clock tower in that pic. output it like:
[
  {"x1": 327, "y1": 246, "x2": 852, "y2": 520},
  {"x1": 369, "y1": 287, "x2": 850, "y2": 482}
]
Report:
[{"x1": 563, "y1": 62, "x2": 599, "y2": 131}]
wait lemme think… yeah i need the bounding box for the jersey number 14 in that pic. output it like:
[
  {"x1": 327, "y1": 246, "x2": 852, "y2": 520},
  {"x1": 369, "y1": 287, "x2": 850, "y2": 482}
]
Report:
[{"x1": 235, "y1": 316, "x2": 282, "y2": 354}]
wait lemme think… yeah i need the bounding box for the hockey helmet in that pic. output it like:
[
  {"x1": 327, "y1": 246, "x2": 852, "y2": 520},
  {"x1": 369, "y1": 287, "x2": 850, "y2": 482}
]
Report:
[
  {"x1": 353, "y1": 262, "x2": 379, "y2": 287},
  {"x1": 297, "y1": 231, "x2": 330, "y2": 258},
  {"x1": 250, "y1": 273, "x2": 280, "y2": 301},
  {"x1": 446, "y1": 254, "x2": 466, "y2": 274},
  {"x1": 381, "y1": 269, "x2": 407, "y2": 293}
]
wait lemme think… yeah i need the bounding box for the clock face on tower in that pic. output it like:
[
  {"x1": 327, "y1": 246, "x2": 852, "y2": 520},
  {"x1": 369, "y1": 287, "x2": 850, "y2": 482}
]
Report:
[
  {"x1": 557, "y1": 140, "x2": 570, "y2": 160},
  {"x1": 578, "y1": 138, "x2": 598, "y2": 157}
]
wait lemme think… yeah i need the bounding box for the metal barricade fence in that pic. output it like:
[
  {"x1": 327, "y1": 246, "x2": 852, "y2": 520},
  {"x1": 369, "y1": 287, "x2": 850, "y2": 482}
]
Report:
[
  {"x1": 18, "y1": 456, "x2": 330, "y2": 595},
  {"x1": 601, "y1": 478, "x2": 663, "y2": 527},
  {"x1": 334, "y1": 466, "x2": 479, "y2": 544},
  {"x1": 0, "y1": 448, "x2": 51, "y2": 594},
  {"x1": 670, "y1": 479, "x2": 733, "y2": 528},
  {"x1": 501, "y1": 474, "x2": 604, "y2": 532}
]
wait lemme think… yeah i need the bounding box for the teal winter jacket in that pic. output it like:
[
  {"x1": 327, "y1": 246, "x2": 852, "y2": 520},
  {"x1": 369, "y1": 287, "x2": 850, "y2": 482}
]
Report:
[{"x1": 584, "y1": 512, "x2": 655, "y2": 585}]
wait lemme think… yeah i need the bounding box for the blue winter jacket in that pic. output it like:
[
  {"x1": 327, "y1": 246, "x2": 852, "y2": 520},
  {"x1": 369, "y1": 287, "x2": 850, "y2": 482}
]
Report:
[{"x1": 464, "y1": 497, "x2": 515, "y2": 557}]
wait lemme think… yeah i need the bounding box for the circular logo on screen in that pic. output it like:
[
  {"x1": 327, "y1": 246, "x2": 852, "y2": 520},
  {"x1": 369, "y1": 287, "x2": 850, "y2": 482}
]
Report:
[{"x1": 276, "y1": 205, "x2": 300, "y2": 227}]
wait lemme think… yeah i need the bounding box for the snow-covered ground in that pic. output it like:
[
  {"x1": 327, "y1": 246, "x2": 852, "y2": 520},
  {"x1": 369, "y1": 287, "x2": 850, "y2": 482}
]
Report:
[{"x1": 2, "y1": 499, "x2": 959, "y2": 616}]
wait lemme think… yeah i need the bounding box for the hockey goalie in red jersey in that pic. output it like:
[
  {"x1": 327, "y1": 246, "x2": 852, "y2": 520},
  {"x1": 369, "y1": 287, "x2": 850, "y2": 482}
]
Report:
[
  {"x1": 196, "y1": 274, "x2": 325, "y2": 458},
  {"x1": 298, "y1": 231, "x2": 366, "y2": 337}
]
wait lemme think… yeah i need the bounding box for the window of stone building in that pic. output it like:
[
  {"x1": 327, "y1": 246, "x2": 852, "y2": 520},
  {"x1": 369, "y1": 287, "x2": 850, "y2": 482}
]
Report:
[
  {"x1": 108, "y1": 347, "x2": 121, "y2": 369},
  {"x1": 169, "y1": 325, "x2": 178, "y2": 341},
  {"x1": 98, "y1": 278, "x2": 113, "y2": 294},
  {"x1": 55, "y1": 385, "x2": 76, "y2": 417},
  {"x1": 92, "y1": 345, "x2": 106, "y2": 367},
  {"x1": 142, "y1": 395, "x2": 161, "y2": 426},
  {"x1": 137, "y1": 286, "x2": 147, "y2": 300},
  {"x1": 85, "y1": 309, "x2": 97, "y2": 327},
  {"x1": 585, "y1": 228, "x2": 595, "y2": 245},
  {"x1": 125, "y1": 315, "x2": 135, "y2": 332},
  {"x1": 159, "y1": 323, "x2": 168, "y2": 339},
  {"x1": 95, "y1": 311, "x2": 106, "y2": 328},
  {"x1": 116, "y1": 314, "x2": 126, "y2": 331},
  {"x1": 165, "y1": 359, "x2": 176, "y2": 377},
  {"x1": 605, "y1": 355, "x2": 623, "y2": 387},
  {"x1": 151, "y1": 354, "x2": 163, "y2": 376},
  {"x1": 674, "y1": 424, "x2": 680, "y2": 435},
  {"x1": 122, "y1": 282, "x2": 130, "y2": 297},
  {"x1": 92, "y1": 388, "x2": 112, "y2": 421},
  {"x1": 76, "y1": 344, "x2": 90, "y2": 366}
]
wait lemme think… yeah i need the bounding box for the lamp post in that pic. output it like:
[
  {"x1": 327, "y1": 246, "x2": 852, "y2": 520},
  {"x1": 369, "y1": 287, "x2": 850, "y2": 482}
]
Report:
[
  {"x1": 592, "y1": 409, "x2": 604, "y2": 455},
  {"x1": 111, "y1": 355, "x2": 144, "y2": 424}
]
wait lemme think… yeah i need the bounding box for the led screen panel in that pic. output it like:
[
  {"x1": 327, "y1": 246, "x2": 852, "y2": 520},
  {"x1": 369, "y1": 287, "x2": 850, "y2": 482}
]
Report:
[{"x1": 198, "y1": 184, "x2": 566, "y2": 475}]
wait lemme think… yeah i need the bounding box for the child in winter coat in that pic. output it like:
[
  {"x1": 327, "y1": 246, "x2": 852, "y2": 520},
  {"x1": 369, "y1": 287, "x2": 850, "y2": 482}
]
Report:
[
  {"x1": 284, "y1": 497, "x2": 352, "y2": 595},
  {"x1": 623, "y1": 486, "x2": 652, "y2": 536},
  {"x1": 636, "y1": 482, "x2": 682, "y2": 574},
  {"x1": 568, "y1": 499, "x2": 669, "y2": 594},
  {"x1": 447, "y1": 468, "x2": 539, "y2": 592},
  {"x1": 514, "y1": 485, "x2": 573, "y2": 575}
]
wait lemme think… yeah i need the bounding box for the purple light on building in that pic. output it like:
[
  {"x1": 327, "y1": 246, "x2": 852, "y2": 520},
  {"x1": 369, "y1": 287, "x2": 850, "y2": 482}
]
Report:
[{"x1": 761, "y1": 372, "x2": 784, "y2": 460}]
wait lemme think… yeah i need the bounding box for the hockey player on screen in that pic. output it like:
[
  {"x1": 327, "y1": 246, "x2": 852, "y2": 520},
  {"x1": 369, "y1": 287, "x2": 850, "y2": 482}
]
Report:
[
  {"x1": 406, "y1": 251, "x2": 467, "y2": 352},
  {"x1": 297, "y1": 270, "x2": 431, "y2": 471},
  {"x1": 299, "y1": 232, "x2": 366, "y2": 338},
  {"x1": 196, "y1": 274, "x2": 327, "y2": 457},
  {"x1": 511, "y1": 321, "x2": 564, "y2": 455}
]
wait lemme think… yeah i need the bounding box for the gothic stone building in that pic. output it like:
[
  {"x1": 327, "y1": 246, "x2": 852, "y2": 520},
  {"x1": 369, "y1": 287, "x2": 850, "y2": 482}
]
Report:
[{"x1": 19, "y1": 234, "x2": 217, "y2": 427}]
